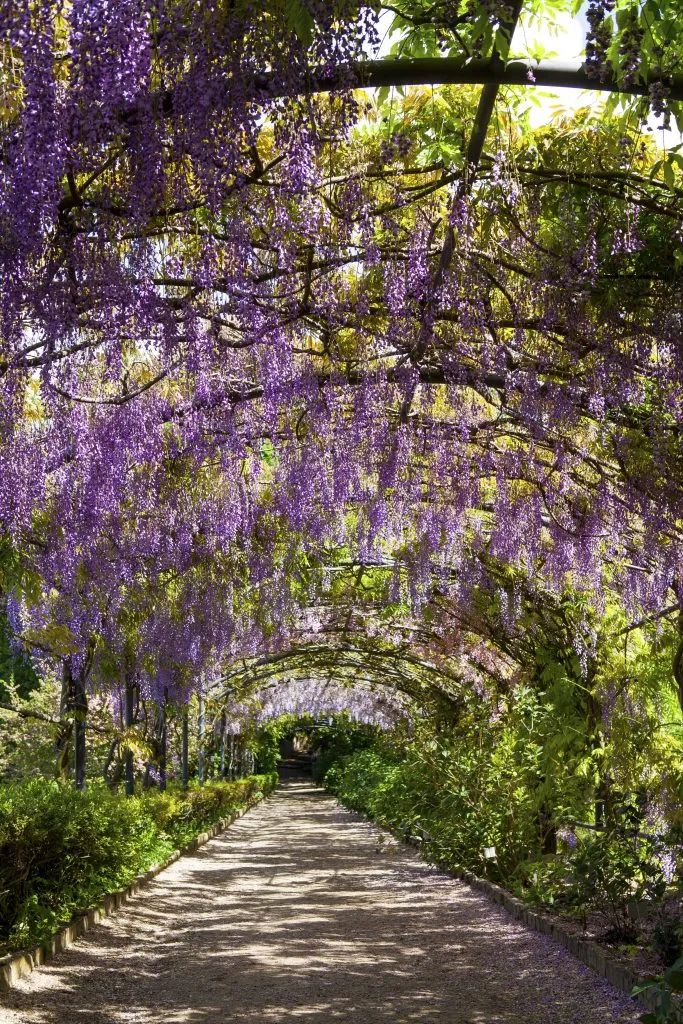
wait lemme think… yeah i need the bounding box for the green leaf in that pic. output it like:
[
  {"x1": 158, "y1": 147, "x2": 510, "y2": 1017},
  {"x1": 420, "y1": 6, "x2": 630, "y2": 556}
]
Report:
[
  {"x1": 662, "y1": 159, "x2": 676, "y2": 189},
  {"x1": 664, "y1": 966, "x2": 683, "y2": 992},
  {"x1": 285, "y1": 0, "x2": 315, "y2": 46}
]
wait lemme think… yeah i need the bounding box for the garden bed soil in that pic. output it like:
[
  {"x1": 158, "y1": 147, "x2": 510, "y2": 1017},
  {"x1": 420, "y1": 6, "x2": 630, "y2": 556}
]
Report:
[{"x1": 536, "y1": 895, "x2": 681, "y2": 981}]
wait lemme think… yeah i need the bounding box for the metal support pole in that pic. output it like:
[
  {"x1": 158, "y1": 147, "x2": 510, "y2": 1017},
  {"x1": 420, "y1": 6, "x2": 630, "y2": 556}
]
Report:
[
  {"x1": 158, "y1": 689, "x2": 167, "y2": 792},
  {"x1": 124, "y1": 677, "x2": 135, "y2": 797},
  {"x1": 73, "y1": 668, "x2": 87, "y2": 792},
  {"x1": 181, "y1": 705, "x2": 189, "y2": 788},
  {"x1": 219, "y1": 711, "x2": 227, "y2": 780},
  {"x1": 197, "y1": 682, "x2": 205, "y2": 785}
]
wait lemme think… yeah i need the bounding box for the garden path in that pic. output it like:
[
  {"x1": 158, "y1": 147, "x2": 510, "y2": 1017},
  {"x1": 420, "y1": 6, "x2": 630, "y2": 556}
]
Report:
[{"x1": 0, "y1": 780, "x2": 641, "y2": 1023}]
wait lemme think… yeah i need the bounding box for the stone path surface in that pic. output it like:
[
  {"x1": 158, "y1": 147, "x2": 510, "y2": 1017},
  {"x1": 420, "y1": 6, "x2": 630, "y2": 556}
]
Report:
[{"x1": 0, "y1": 780, "x2": 641, "y2": 1024}]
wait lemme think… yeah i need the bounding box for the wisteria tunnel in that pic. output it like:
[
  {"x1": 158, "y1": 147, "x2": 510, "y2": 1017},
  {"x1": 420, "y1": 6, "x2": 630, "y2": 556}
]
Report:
[{"x1": 0, "y1": 0, "x2": 682, "y2": 1021}]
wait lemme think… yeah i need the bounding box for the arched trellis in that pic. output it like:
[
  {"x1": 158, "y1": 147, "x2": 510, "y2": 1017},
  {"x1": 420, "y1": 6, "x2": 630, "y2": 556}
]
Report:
[
  {"x1": 1, "y1": 0, "x2": 681, "y2": 381},
  {"x1": 218, "y1": 643, "x2": 464, "y2": 710},
  {"x1": 194, "y1": 539, "x2": 683, "y2": 761},
  {"x1": 1, "y1": 0, "x2": 682, "y2": 794}
]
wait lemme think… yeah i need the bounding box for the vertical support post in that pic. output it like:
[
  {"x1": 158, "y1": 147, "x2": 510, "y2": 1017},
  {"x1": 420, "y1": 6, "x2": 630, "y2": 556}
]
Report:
[
  {"x1": 158, "y1": 688, "x2": 167, "y2": 792},
  {"x1": 219, "y1": 710, "x2": 227, "y2": 781},
  {"x1": 674, "y1": 608, "x2": 683, "y2": 714},
  {"x1": 55, "y1": 659, "x2": 72, "y2": 780},
  {"x1": 73, "y1": 668, "x2": 88, "y2": 792},
  {"x1": 124, "y1": 676, "x2": 135, "y2": 797},
  {"x1": 197, "y1": 680, "x2": 205, "y2": 785},
  {"x1": 181, "y1": 704, "x2": 189, "y2": 789}
]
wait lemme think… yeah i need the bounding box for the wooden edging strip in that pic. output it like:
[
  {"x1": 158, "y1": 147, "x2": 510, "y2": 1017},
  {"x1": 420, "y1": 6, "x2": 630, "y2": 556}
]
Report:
[
  {"x1": 393, "y1": 826, "x2": 656, "y2": 1014},
  {"x1": 0, "y1": 792, "x2": 267, "y2": 993},
  {"x1": 436, "y1": 863, "x2": 656, "y2": 1011},
  {"x1": 337, "y1": 797, "x2": 658, "y2": 1013}
]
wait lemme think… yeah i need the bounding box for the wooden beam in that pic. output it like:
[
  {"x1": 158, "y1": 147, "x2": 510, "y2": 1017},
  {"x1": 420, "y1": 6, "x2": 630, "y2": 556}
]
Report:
[
  {"x1": 289, "y1": 58, "x2": 683, "y2": 102},
  {"x1": 138, "y1": 58, "x2": 681, "y2": 126}
]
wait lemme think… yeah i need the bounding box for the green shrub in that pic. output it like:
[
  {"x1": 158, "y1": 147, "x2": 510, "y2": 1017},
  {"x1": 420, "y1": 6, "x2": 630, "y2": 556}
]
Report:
[
  {"x1": 324, "y1": 744, "x2": 539, "y2": 877},
  {"x1": 312, "y1": 722, "x2": 378, "y2": 784},
  {"x1": 511, "y1": 856, "x2": 574, "y2": 908},
  {"x1": 0, "y1": 772, "x2": 276, "y2": 955},
  {"x1": 653, "y1": 919, "x2": 683, "y2": 970},
  {"x1": 634, "y1": 954, "x2": 683, "y2": 1023},
  {"x1": 566, "y1": 798, "x2": 670, "y2": 941},
  {"x1": 141, "y1": 776, "x2": 275, "y2": 847}
]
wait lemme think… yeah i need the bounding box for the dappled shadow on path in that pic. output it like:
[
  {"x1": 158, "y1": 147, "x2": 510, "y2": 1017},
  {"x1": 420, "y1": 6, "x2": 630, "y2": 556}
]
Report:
[{"x1": 0, "y1": 782, "x2": 640, "y2": 1024}]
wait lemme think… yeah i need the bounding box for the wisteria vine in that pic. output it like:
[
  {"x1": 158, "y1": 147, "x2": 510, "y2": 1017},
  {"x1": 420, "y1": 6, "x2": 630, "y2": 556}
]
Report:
[{"x1": 0, "y1": 0, "x2": 681, "y2": 721}]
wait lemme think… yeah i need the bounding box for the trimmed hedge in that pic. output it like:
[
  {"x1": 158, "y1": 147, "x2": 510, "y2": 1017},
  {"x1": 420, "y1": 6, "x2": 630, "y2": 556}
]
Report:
[{"x1": 0, "y1": 773, "x2": 277, "y2": 955}]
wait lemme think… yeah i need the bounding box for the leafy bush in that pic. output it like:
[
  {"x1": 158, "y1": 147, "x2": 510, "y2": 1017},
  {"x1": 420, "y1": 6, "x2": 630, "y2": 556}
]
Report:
[
  {"x1": 511, "y1": 856, "x2": 574, "y2": 908},
  {"x1": 324, "y1": 748, "x2": 420, "y2": 835},
  {"x1": 324, "y1": 741, "x2": 543, "y2": 878},
  {"x1": 567, "y1": 799, "x2": 670, "y2": 941},
  {"x1": 312, "y1": 723, "x2": 379, "y2": 785},
  {"x1": 0, "y1": 773, "x2": 276, "y2": 955},
  {"x1": 325, "y1": 745, "x2": 678, "y2": 943},
  {"x1": 141, "y1": 776, "x2": 275, "y2": 847},
  {"x1": 653, "y1": 920, "x2": 683, "y2": 970},
  {"x1": 635, "y1": 954, "x2": 683, "y2": 1023}
]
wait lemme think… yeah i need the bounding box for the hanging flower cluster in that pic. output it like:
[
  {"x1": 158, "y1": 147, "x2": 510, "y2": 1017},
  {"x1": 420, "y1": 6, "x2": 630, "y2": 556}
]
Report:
[
  {"x1": 252, "y1": 678, "x2": 408, "y2": 731},
  {"x1": 0, "y1": 1, "x2": 680, "y2": 714}
]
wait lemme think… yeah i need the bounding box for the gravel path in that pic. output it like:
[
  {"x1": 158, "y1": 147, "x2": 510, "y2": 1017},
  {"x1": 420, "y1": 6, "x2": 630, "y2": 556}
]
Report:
[{"x1": 0, "y1": 780, "x2": 641, "y2": 1023}]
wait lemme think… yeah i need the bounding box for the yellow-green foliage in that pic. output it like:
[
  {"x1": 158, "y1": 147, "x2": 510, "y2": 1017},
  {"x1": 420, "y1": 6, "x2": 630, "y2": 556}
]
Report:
[
  {"x1": 0, "y1": 773, "x2": 277, "y2": 956},
  {"x1": 141, "y1": 775, "x2": 277, "y2": 847}
]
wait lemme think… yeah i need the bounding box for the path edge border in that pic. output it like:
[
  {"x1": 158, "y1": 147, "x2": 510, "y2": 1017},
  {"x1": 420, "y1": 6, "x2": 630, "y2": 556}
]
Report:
[
  {"x1": 339, "y1": 797, "x2": 658, "y2": 1014},
  {"x1": 428, "y1": 858, "x2": 657, "y2": 1012},
  {"x1": 0, "y1": 790, "x2": 269, "y2": 994}
]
